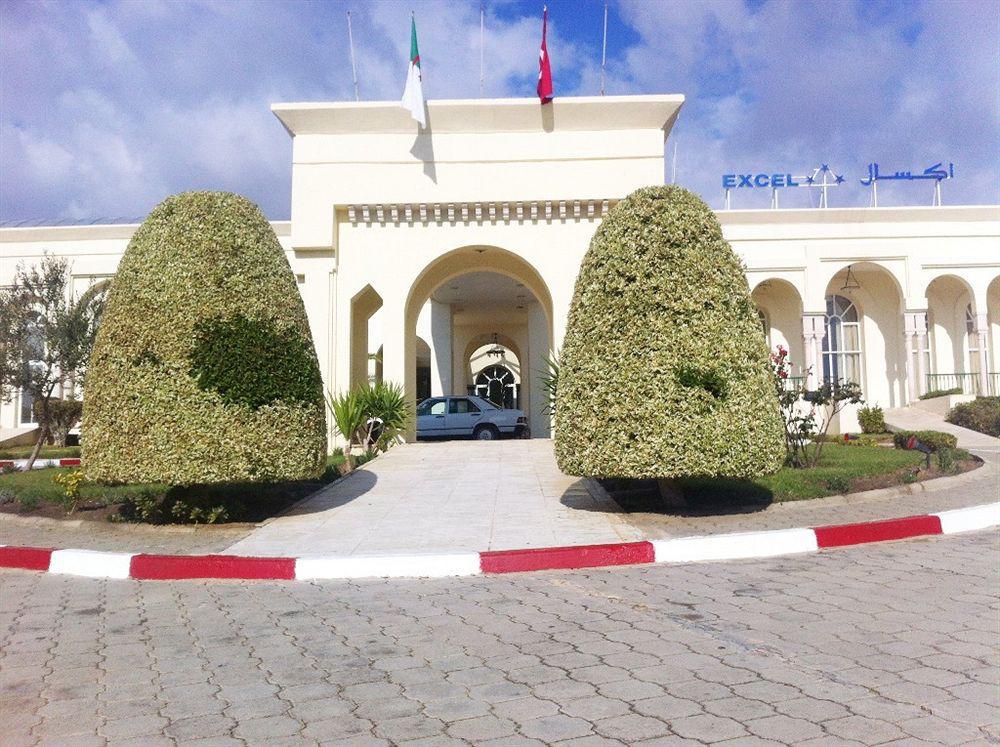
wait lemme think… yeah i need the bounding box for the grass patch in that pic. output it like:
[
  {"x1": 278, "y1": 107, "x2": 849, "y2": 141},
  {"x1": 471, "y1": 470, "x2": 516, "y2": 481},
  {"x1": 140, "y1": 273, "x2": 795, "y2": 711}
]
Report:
[
  {"x1": 0, "y1": 453, "x2": 358, "y2": 524},
  {"x1": 0, "y1": 445, "x2": 82, "y2": 459},
  {"x1": 606, "y1": 443, "x2": 976, "y2": 513}
]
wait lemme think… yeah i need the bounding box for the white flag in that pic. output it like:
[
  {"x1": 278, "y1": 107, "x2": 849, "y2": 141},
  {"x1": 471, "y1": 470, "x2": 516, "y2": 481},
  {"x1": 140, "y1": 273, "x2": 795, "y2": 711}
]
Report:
[{"x1": 401, "y1": 16, "x2": 425, "y2": 127}]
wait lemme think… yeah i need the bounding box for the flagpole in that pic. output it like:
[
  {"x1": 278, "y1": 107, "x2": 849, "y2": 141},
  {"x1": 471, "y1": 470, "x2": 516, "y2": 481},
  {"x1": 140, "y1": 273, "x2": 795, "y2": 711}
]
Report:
[
  {"x1": 600, "y1": 1, "x2": 608, "y2": 95},
  {"x1": 479, "y1": 2, "x2": 485, "y2": 97},
  {"x1": 347, "y1": 11, "x2": 360, "y2": 101}
]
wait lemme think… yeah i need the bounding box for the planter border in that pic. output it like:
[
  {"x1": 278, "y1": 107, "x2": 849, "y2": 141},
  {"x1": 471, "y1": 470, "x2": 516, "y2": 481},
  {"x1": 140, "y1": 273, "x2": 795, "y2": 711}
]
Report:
[{"x1": 1, "y1": 503, "x2": 996, "y2": 582}]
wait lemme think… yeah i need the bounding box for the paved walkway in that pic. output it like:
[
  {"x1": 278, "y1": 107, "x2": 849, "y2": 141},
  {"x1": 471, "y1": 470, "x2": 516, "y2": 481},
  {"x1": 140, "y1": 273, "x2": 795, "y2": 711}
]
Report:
[
  {"x1": 2, "y1": 530, "x2": 997, "y2": 745},
  {"x1": 223, "y1": 440, "x2": 642, "y2": 559},
  {"x1": 885, "y1": 405, "x2": 1000, "y2": 454}
]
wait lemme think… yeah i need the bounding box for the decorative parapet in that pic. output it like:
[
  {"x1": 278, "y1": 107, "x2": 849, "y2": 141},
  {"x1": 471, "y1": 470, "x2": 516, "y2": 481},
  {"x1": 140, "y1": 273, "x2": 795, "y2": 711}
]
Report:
[{"x1": 344, "y1": 199, "x2": 618, "y2": 226}]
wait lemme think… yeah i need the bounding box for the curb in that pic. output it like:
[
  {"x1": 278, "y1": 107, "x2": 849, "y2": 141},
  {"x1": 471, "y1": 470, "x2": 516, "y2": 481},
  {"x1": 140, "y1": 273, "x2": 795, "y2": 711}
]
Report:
[
  {"x1": 1, "y1": 503, "x2": 996, "y2": 582},
  {"x1": 0, "y1": 457, "x2": 81, "y2": 470}
]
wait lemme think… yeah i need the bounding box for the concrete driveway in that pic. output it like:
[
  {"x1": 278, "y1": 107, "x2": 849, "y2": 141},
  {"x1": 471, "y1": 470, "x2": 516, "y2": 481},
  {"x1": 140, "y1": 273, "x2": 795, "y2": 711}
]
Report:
[{"x1": 223, "y1": 439, "x2": 642, "y2": 558}]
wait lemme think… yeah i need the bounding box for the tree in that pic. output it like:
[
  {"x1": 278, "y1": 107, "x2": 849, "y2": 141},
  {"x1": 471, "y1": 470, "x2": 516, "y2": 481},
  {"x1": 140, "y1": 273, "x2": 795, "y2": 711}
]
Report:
[
  {"x1": 0, "y1": 256, "x2": 106, "y2": 469},
  {"x1": 555, "y1": 185, "x2": 784, "y2": 489},
  {"x1": 83, "y1": 191, "x2": 327, "y2": 485}
]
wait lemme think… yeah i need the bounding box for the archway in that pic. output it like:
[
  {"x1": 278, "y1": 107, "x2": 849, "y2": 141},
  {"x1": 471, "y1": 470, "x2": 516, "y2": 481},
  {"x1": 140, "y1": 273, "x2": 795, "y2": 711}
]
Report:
[
  {"x1": 751, "y1": 278, "x2": 804, "y2": 381},
  {"x1": 823, "y1": 262, "x2": 906, "y2": 407},
  {"x1": 350, "y1": 285, "x2": 383, "y2": 389},
  {"x1": 925, "y1": 274, "x2": 977, "y2": 393},
  {"x1": 403, "y1": 246, "x2": 554, "y2": 439}
]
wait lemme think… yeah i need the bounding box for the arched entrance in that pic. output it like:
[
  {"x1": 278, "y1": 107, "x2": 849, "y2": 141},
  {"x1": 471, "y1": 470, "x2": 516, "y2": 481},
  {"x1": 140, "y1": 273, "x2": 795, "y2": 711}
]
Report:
[{"x1": 403, "y1": 246, "x2": 554, "y2": 439}]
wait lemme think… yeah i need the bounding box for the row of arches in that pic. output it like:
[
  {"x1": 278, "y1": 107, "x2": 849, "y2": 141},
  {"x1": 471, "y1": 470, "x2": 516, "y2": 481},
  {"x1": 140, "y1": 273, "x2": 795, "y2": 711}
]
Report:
[{"x1": 753, "y1": 264, "x2": 1000, "y2": 404}]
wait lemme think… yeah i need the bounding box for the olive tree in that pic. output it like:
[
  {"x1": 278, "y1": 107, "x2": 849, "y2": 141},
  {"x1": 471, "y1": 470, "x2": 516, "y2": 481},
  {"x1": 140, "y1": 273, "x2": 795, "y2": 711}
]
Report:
[{"x1": 0, "y1": 256, "x2": 106, "y2": 469}]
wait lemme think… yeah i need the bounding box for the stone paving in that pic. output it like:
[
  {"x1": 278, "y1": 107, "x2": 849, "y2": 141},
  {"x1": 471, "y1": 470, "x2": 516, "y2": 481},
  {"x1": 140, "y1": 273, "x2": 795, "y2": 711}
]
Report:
[
  {"x1": 2, "y1": 530, "x2": 997, "y2": 746},
  {"x1": 223, "y1": 440, "x2": 642, "y2": 558}
]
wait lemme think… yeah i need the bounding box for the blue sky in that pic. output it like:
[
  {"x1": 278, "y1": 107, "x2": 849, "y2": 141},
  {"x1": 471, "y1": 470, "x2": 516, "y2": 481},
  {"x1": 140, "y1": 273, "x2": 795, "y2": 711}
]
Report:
[{"x1": 1, "y1": 0, "x2": 997, "y2": 221}]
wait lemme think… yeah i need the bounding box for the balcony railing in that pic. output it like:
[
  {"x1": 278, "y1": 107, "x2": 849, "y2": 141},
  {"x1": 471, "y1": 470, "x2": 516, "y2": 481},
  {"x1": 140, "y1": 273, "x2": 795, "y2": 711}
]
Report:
[{"x1": 925, "y1": 372, "x2": 999, "y2": 396}]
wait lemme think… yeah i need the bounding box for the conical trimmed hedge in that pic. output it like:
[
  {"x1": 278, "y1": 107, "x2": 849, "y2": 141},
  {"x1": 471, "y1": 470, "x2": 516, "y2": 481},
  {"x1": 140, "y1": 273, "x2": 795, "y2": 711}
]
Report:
[
  {"x1": 555, "y1": 185, "x2": 784, "y2": 480},
  {"x1": 83, "y1": 191, "x2": 326, "y2": 485}
]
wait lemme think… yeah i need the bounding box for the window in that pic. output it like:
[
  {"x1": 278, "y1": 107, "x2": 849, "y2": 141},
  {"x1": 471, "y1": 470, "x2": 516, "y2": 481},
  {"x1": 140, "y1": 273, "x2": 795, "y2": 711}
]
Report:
[
  {"x1": 822, "y1": 295, "x2": 861, "y2": 385},
  {"x1": 966, "y1": 304, "x2": 980, "y2": 375},
  {"x1": 449, "y1": 398, "x2": 480, "y2": 415},
  {"x1": 417, "y1": 398, "x2": 446, "y2": 416}
]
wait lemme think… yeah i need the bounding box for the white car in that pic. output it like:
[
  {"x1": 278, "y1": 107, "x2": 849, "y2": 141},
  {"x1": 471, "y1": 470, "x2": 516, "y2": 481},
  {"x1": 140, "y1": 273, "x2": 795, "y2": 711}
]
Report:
[{"x1": 416, "y1": 395, "x2": 528, "y2": 440}]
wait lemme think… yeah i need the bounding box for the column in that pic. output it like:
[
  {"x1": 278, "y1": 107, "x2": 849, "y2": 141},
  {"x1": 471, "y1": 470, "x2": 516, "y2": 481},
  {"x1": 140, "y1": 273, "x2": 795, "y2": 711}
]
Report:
[
  {"x1": 429, "y1": 299, "x2": 453, "y2": 395},
  {"x1": 914, "y1": 311, "x2": 928, "y2": 399},
  {"x1": 801, "y1": 313, "x2": 826, "y2": 389},
  {"x1": 974, "y1": 310, "x2": 990, "y2": 395},
  {"x1": 903, "y1": 311, "x2": 928, "y2": 404}
]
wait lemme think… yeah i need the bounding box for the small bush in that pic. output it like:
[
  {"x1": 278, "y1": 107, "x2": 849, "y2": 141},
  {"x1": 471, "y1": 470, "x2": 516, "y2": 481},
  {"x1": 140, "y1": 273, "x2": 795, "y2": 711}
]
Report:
[
  {"x1": 824, "y1": 475, "x2": 851, "y2": 493},
  {"x1": 892, "y1": 430, "x2": 958, "y2": 452},
  {"x1": 936, "y1": 447, "x2": 957, "y2": 473},
  {"x1": 844, "y1": 434, "x2": 887, "y2": 447},
  {"x1": 919, "y1": 387, "x2": 963, "y2": 400},
  {"x1": 946, "y1": 397, "x2": 1000, "y2": 437},
  {"x1": 857, "y1": 405, "x2": 885, "y2": 434}
]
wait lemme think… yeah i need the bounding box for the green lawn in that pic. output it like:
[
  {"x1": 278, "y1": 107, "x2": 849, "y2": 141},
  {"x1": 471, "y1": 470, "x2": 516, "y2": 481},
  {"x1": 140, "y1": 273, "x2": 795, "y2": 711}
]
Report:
[
  {"x1": 0, "y1": 445, "x2": 82, "y2": 459},
  {"x1": 0, "y1": 453, "x2": 351, "y2": 523},
  {"x1": 678, "y1": 444, "x2": 936, "y2": 504}
]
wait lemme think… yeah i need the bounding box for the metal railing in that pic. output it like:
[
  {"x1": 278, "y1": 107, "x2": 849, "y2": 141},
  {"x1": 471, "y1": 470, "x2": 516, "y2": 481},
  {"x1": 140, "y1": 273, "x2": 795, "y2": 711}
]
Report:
[{"x1": 925, "y1": 372, "x2": 999, "y2": 396}]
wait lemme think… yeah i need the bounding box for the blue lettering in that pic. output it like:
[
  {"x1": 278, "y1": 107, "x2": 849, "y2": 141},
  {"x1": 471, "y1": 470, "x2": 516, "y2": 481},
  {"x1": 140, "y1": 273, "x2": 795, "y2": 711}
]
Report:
[
  {"x1": 786, "y1": 173, "x2": 799, "y2": 187},
  {"x1": 754, "y1": 174, "x2": 769, "y2": 187},
  {"x1": 771, "y1": 174, "x2": 785, "y2": 188},
  {"x1": 738, "y1": 174, "x2": 753, "y2": 188},
  {"x1": 723, "y1": 174, "x2": 737, "y2": 189}
]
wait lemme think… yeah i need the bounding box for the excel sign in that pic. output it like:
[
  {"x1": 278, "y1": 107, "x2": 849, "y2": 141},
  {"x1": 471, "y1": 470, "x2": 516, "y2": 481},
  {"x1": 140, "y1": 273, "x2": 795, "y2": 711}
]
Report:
[{"x1": 722, "y1": 173, "x2": 803, "y2": 189}]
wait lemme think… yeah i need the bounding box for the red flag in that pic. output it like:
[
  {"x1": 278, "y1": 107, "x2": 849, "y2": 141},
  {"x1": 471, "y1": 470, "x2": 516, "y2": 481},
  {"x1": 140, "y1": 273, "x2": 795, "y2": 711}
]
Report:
[{"x1": 537, "y1": 6, "x2": 553, "y2": 104}]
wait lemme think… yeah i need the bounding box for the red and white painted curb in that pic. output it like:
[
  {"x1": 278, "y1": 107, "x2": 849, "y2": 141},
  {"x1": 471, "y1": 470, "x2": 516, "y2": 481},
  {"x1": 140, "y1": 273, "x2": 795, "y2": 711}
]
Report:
[
  {"x1": 1, "y1": 503, "x2": 996, "y2": 582},
  {"x1": 0, "y1": 457, "x2": 81, "y2": 471}
]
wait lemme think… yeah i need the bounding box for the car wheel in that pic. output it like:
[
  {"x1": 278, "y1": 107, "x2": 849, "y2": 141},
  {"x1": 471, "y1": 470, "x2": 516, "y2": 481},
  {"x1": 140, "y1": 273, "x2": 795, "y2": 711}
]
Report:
[{"x1": 474, "y1": 425, "x2": 499, "y2": 441}]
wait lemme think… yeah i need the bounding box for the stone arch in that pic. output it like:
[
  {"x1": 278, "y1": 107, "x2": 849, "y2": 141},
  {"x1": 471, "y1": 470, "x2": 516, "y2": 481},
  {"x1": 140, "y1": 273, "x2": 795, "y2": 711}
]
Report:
[
  {"x1": 822, "y1": 262, "x2": 906, "y2": 407},
  {"x1": 350, "y1": 284, "x2": 383, "y2": 389},
  {"x1": 751, "y1": 278, "x2": 805, "y2": 373},
  {"x1": 403, "y1": 246, "x2": 554, "y2": 439},
  {"x1": 925, "y1": 274, "x2": 978, "y2": 388}
]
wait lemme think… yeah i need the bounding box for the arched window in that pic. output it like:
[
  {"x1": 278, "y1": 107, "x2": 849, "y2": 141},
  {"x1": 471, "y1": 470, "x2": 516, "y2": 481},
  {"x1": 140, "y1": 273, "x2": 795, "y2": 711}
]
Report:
[
  {"x1": 475, "y1": 365, "x2": 517, "y2": 409},
  {"x1": 965, "y1": 304, "x2": 980, "y2": 375},
  {"x1": 822, "y1": 295, "x2": 861, "y2": 385}
]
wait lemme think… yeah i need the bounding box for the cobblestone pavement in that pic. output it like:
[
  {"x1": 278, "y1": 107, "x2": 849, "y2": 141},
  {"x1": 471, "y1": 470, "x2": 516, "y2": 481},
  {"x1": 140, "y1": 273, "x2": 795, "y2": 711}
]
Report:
[{"x1": 2, "y1": 531, "x2": 998, "y2": 746}]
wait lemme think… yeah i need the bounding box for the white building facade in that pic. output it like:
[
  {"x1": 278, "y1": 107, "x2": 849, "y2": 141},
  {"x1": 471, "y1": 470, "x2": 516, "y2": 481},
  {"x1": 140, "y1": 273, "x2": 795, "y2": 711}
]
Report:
[{"x1": 2, "y1": 95, "x2": 998, "y2": 441}]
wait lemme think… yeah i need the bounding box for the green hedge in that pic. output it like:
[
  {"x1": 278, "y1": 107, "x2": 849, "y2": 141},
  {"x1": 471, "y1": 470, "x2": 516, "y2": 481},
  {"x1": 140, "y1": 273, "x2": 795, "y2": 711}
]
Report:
[
  {"x1": 83, "y1": 191, "x2": 326, "y2": 485},
  {"x1": 919, "y1": 387, "x2": 963, "y2": 400},
  {"x1": 555, "y1": 185, "x2": 784, "y2": 480},
  {"x1": 892, "y1": 430, "x2": 958, "y2": 452},
  {"x1": 946, "y1": 397, "x2": 1000, "y2": 437}
]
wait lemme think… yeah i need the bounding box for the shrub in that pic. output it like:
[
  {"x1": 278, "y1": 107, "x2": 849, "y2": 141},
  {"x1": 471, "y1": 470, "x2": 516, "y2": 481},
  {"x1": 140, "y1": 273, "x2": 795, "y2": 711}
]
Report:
[
  {"x1": 946, "y1": 397, "x2": 1000, "y2": 437},
  {"x1": 326, "y1": 381, "x2": 409, "y2": 473},
  {"x1": 555, "y1": 185, "x2": 784, "y2": 480},
  {"x1": 857, "y1": 405, "x2": 885, "y2": 434},
  {"x1": 919, "y1": 387, "x2": 963, "y2": 400},
  {"x1": 892, "y1": 430, "x2": 958, "y2": 452},
  {"x1": 84, "y1": 192, "x2": 326, "y2": 485}
]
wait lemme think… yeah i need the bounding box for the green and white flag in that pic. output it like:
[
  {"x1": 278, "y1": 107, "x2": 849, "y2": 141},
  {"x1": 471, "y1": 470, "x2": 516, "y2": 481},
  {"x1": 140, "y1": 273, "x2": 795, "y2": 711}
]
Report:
[{"x1": 401, "y1": 15, "x2": 425, "y2": 127}]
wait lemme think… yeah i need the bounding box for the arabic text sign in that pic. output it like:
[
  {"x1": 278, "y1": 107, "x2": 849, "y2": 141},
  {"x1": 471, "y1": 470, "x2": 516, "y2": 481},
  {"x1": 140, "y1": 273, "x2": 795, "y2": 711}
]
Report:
[{"x1": 859, "y1": 162, "x2": 954, "y2": 185}]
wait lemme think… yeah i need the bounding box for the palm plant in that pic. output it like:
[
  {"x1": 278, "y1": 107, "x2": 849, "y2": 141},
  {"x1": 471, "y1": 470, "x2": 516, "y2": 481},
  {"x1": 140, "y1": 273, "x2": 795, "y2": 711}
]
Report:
[
  {"x1": 325, "y1": 389, "x2": 366, "y2": 473},
  {"x1": 539, "y1": 351, "x2": 560, "y2": 415},
  {"x1": 358, "y1": 381, "x2": 409, "y2": 452}
]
